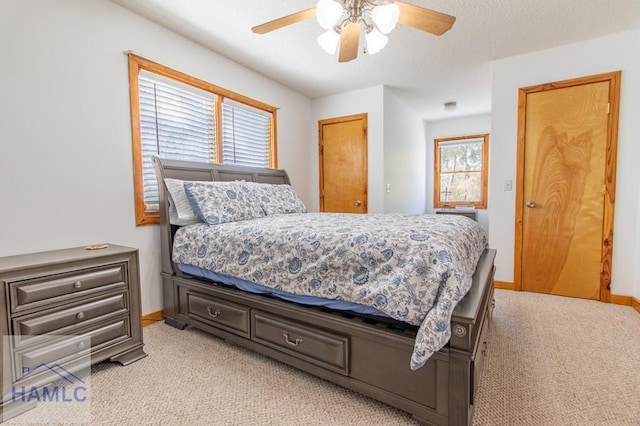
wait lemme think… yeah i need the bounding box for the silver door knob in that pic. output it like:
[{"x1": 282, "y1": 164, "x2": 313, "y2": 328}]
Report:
[
  {"x1": 354, "y1": 200, "x2": 362, "y2": 206},
  {"x1": 526, "y1": 201, "x2": 536, "y2": 208}
]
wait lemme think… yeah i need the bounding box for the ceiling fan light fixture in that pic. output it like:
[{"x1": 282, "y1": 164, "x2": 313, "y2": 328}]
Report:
[
  {"x1": 371, "y1": 3, "x2": 400, "y2": 34},
  {"x1": 316, "y1": 0, "x2": 343, "y2": 30},
  {"x1": 365, "y1": 28, "x2": 388, "y2": 55},
  {"x1": 252, "y1": 1, "x2": 456, "y2": 63},
  {"x1": 317, "y1": 28, "x2": 341, "y2": 54}
]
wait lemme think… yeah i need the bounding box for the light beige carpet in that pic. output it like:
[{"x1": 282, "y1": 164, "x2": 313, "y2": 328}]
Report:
[{"x1": 10, "y1": 290, "x2": 640, "y2": 425}]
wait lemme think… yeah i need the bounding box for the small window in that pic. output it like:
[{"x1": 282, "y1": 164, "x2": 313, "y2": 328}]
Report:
[
  {"x1": 128, "y1": 54, "x2": 277, "y2": 225},
  {"x1": 434, "y1": 134, "x2": 489, "y2": 209}
]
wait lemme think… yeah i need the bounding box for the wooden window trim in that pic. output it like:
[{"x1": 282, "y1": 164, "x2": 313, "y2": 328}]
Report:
[
  {"x1": 434, "y1": 133, "x2": 489, "y2": 209},
  {"x1": 127, "y1": 53, "x2": 278, "y2": 226}
]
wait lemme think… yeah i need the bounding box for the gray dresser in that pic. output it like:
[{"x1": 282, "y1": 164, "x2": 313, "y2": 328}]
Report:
[{"x1": 0, "y1": 244, "x2": 146, "y2": 419}]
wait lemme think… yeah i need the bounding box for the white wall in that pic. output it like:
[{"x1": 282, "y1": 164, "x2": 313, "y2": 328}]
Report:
[
  {"x1": 489, "y1": 29, "x2": 640, "y2": 298},
  {"x1": 636, "y1": 182, "x2": 640, "y2": 299},
  {"x1": 382, "y1": 88, "x2": 427, "y2": 214},
  {"x1": 310, "y1": 86, "x2": 385, "y2": 213},
  {"x1": 425, "y1": 114, "x2": 492, "y2": 233},
  {"x1": 310, "y1": 86, "x2": 428, "y2": 215},
  {"x1": 0, "y1": 0, "x2": 312, "y2": 314}
]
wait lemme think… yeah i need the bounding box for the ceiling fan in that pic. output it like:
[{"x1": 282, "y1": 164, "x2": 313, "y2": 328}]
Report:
[{"x1": 251, "y1": 0, "x2": 456, "y2": 63}]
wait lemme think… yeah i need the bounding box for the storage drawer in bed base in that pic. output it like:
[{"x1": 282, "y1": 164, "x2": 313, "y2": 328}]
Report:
[
  {"x1": 251, "y1": 311, "x2": 349, "y2": 375},
  {"x1": 186, "y1": 291, "x2": 250, "y2": 337}
]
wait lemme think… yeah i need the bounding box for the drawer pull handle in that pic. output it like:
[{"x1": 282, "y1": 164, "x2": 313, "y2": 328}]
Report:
[
  {"x1": 283, "y1": 332, "x2": 302, "y2": 347},
  {"x1": 206, "y1": 307, "x2": 221, "y2": 318},
  {"x1": 76, "y1": 312, "x2": 85, "y2": 320},
  {"x1": 74, "y1": 281, "x2": 82, "y2": 289}
]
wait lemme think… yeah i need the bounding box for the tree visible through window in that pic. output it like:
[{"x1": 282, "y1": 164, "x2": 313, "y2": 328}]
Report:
[
  {"x1": 434, "y1": 134, "x2": 489, "y2": 209},
  {"x1": 128, "y1": 54, "x2": 277, "y2": 225}
]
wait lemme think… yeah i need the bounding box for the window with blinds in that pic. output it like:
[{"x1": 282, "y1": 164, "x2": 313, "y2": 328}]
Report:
[{"x1": 128, "y1": 54, "x2": 277, "y2": 225}]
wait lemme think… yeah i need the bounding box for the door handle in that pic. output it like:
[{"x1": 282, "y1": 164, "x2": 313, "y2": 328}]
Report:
[
  {"x1": 354, "y1": 200, "x2": 362, "y2": 206},
  {"x1": 526, "y1": 201, "x2": 536, "y2": 208}
]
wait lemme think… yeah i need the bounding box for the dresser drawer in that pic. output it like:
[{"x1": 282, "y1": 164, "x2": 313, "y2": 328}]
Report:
[
  {"x1": 13, "y1": 293, "x2": 128, "y2": 345},
  {"x1": 9, "y1": 264, "x2": 128, "y2": 313},
  {"x1": 187, "y1": 293, "x2": 249, "y2": 337},
  {"x1": 251, "y1": 312, "x2": 349, "y2": 375},
  {"x1": 14, "y1": 318, "x2": 131, "y2": 377}
]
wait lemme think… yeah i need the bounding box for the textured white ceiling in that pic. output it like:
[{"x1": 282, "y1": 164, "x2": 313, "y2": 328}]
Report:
[{"x1": 111, "y1": 0, "x2": 640, "y2": 120}]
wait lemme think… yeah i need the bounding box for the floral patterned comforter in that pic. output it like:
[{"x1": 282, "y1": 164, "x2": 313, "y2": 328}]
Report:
[{"x1": 172, "y1": 213, "x2": 487, "y2": 369}]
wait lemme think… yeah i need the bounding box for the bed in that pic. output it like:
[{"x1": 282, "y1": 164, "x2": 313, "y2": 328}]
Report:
[{"x1": 152, "y1": 157, "x2": 496, "y2": 426}]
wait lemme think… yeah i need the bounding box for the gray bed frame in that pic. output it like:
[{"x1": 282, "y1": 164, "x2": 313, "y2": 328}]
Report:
[{"x1": 153, "y1": 157, "x2": 496, "y2": 426}]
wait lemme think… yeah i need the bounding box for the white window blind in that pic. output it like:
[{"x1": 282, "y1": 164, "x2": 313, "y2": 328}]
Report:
[
  {"x1": 137, "y1": 71, "x2": 274, "y2": 212},
  {"x1": 222, "y1": 101, "x2": 271, "y2": 167},
  {"x1": 139, "y1": 75, "x2": 216, "y2": 210}
]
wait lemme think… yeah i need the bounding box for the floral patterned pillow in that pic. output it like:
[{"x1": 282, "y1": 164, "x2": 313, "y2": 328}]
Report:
[
  {"x1": 246, "y1": 182, "x2": 307, "y2": 216},
  {"x1": 183, "y1": 181, "x2": 265, "y2": 225}
]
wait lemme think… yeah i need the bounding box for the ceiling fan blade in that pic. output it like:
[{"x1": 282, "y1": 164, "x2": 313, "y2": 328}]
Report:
[
  {"x1": 338, "y1": 22, "x2": 360, "y2": 63},
  {"x1": 251, "y1": 7, "x2": 316, "y2": 34},
  {"x1": 395, "y1": 1, "x2": 456, "y2": 36}
]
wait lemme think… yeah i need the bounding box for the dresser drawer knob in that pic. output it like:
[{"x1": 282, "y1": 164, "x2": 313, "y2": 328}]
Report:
[
  {"x1": 283, "y1": 332, "x2": 302, "y2": 347},
  {"x1": 77, "y1": 341, "x2": 87, "y2": 349},
  {"x1": 206, "y1": 306, "x2": 220, "y2": 318},
  {"x1": 76, "y1": 312, "x2": 85, "y2": 320},
  {"x1": 73, "y1": 281, "x2": 82, "y2": 289}
]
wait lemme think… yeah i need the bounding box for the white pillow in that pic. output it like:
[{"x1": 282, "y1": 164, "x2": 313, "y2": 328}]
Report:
[{"x1": 163, "y1": 178, "x2": 202, "y2": 226}]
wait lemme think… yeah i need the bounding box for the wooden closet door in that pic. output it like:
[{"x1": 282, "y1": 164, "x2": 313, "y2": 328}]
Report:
[
  {"x1": 515, "y1": 72, "x2": 620, "y2": 301},
  {"x1": 318, "y1": 114, "x2": 368, "y2": 213}
]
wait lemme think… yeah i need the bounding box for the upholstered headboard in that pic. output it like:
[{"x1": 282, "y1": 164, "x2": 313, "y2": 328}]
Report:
[{"x1": 152, "y1": 157, "x2": 291, "y2": 276}]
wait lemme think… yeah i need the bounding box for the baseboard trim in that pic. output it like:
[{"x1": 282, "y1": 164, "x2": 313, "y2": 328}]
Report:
[
  {"x1": 611, "y1": 295, "x2": 640, "y2": 315},
  {"x1": 142, "y1": 310, "x2": 164, "y2": 327},
  {"x1": 491, "y1": 285, "x2": 638, "y2": 315},
  {"x1": 494, "y1": 281, "x2": 514, "y2": 290},
  {"x1": 610, "y1": 294, "x2": 632, "y2": 306}
]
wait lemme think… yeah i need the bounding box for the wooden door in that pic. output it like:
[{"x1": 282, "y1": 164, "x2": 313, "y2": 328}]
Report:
[
  {"x1": 319, "y1": 114, "x2": 368, "y2": 213},
  {"x1": 515, "y1": 72, "x2": 620, "y2": 301}
]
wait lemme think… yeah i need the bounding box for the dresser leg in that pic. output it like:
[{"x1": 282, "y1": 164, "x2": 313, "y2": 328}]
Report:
[
  {"x1": 164, "y1": 318, "x2": 187, "y2": 330},
  {"x1": 109, "y1": 346, "x2": 148, "y2": 366}
]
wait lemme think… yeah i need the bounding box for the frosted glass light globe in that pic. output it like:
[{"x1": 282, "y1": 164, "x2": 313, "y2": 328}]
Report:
[
  {"x1": 371, "y1": 3, "x2": 399, "y2": 34},
  {"x1": 318, "y1": 29, "x2": 341, "y2": 54},
  {"x1": 316, "y1": 0, "x2": 343, "y2": 29},
  {"x1": 365, "y1": 28, "x2": 388, "y2": 54}
]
